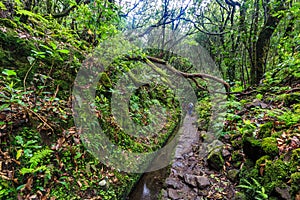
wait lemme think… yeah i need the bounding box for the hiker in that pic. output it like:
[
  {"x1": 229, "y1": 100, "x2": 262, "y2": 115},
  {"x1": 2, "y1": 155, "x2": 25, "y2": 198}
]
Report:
[{"x1": 187, "y1": 102, "x2": 194, "y2": 116}]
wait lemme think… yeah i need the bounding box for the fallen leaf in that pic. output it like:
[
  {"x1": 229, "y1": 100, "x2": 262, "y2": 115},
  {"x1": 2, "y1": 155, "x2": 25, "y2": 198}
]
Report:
[
  {"x1": 77, "y1": 180, "x2": 82, "y2": 187},
  {"x1": 24, "y1": 176, "x2": 33, "y2": 191}
]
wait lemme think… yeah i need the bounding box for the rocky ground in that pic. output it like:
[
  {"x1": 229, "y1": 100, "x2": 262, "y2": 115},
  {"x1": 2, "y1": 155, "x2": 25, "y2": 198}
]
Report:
[{"x1": 160, "y1": 115, "x2": 237, "y2": 200}]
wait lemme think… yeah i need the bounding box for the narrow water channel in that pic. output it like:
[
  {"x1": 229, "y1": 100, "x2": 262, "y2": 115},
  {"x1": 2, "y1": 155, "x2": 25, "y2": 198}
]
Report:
[
  {"x1": 126, "y1": 166, "x2": 170, "y2": 200},
  {"x1": 127, "y1": 115, "x2": 198, "y2": 200}
]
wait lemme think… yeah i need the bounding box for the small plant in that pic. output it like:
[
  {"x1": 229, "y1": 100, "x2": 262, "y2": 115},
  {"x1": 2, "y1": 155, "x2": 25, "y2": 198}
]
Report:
[
  {"x1": 238, "y1": 177, "x2": 268, "y2": 200},
  {"x1": 256, "y1": 94, "x2": 263, "y2": 101}
]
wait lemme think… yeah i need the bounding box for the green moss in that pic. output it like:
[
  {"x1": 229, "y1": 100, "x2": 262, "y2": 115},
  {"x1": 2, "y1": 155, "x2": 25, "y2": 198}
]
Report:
[
  {"x1": 289, "y1": 148, "x2": 300, "y2": 170},
  {"x1": 255, "y1": 155, "x2": 271, "y2": 167},
  {"x1": 232, "y1": 139, "x2": 243, "y2": 149},
  {"x1": 239, "y1": 164, "x2": 259, "y2": 182},
  {"x1": 283, "y1": 93, "x2": 300, "y2": 106},
  {"x1": 258, "y1": 122, "x2": 274, "y2": 138},
  {"x1": 261, "y1": 137, "x2": 279, "y2": 157},
  {"x1": 207, "y1": 145, "x2": 224, "y2": 171},
  {"x1": 242, "y1": 137, "x2": 264, "y2": 161},
  {"x1": 261, "y1": 159, "x2": 289, "y2": 194},
  {"x1": 234, "y1": 192, "x2": 247, "y2": 200},
  {"x1": 0, "y1": 18, "x2": 17, "y2": 28},
  {"x1": 232, "y1": 150, "x2": 244, "y2": 162},
  {"x1": 291, "y1": 172, "x2": 300, "y2": 197},
  {"x1": 265, "y1": 159, "x2": 289, "y2": 181}
]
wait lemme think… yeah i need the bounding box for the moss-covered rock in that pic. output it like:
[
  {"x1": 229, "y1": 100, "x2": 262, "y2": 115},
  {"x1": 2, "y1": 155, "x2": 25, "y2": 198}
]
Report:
[
  {"x1": 261, "y1": 137, "x2": 279, "y2": 157},
  {"x1": 283, "y1": 92, "x2": 300, "y2": 107},
  {"x1": 290, "y1": 172, "x2": 300, "y2": 197},
  {"x1": 255, "y1": 155, "x2": 271, "y2": 168},
  {"x1": 233, "y1": 192, "x2": 247, "y2": 200},
  {"x1": 207, "y1": 140, "x2": 225, "y2": 171},
  {"x1": 290, "y1": 148, "x2": 300, "y2": 168},
  {"x1": 262, "y1": 159, "x2": 290, "y2": 194},
  {"x1": 227, "y1": 169, "x2": 240, "y2": 182},
  {"x1": 242, "y1": 137, "x2": 264, "y2": 161},
  {"x1": 258, "y1": 122, "x2": 274, "y2": 138},
  {"x1": 232, "y1": 150, "x2": 244, "y2": 162}
]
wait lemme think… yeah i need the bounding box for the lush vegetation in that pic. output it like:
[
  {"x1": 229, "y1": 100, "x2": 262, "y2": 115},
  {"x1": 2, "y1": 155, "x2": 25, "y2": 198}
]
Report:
[{"x1": 0, "y1": 0, "x2": 299, "y2": 199}]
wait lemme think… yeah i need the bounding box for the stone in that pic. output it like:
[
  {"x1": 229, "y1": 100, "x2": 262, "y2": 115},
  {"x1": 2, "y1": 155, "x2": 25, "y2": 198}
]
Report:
[
  {"x1": 161, "y1": 189, "x2": 168, "y2": 198},
  {"x1": 165, "y1": 177, "x2": 183, "y2": 189},
  {"x1": 242, "y1": 137, "x2": 264, "y2": 161},
  {"x1": 172, "y1": 161, "x2": 184, "y2": 168},
  {"x1": 275, "y1": 186, "x2": 292, "y2": 200},
  {"x1": 227, "y1": 169, "x2": 239, "y2": 182},
  {"x1": 168, "y1": 188, "x2": 180, "y2": 199},
  {"x1": 196, "y1": 176, "x2": 210, "y2": 189},
  {"x1": 198, "y1": 190, "x2": 208, "y2": 196},
  {"x1": 99, "y1": 179, "x2": 106, "y2": 186},
  {"x1": 222, "y1": 149, "x2": 231, "y2": 157},
  {"x1": 184, "y1": 174, "x2": 197, "y2": 187},
  {"x1": 207, "y1": 140, "x2": 225, "y2": 171},
  {"x1": 207, "y1": 140, "x2": 224, "y2": 152}
]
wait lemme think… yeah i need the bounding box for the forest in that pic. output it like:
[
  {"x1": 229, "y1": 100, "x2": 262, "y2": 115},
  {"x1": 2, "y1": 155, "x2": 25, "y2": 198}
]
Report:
[{"x1": 0, "y1": 0, "x2": 299, "y2": 199}]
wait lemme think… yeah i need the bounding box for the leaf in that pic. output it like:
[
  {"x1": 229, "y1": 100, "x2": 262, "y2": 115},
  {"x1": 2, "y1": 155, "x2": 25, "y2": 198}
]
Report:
[
  {"x1": 237, "y1": 185, "x2": 252, "y2": 190},
  {"x1": 2, "y1": 69, "x2": 16, "y2": 76},
  {"x1": 16, "y1": 149, "x2": 23, "y2": 160},
  {"x1": 0, "y1": 2, "x2": 7, "y2": 10},
  {"x1": 50, "y1": 42, "x2": 57, "y2": 50},
  {"x1": 27, "y1": 56, "x2": 35, "y2": 65},
  {"x1": 57, "y1": 49, "x2": 70, "y2": 54},
  {"x1": 0, "y1": 103, "x2": 9, "y2": 111}
]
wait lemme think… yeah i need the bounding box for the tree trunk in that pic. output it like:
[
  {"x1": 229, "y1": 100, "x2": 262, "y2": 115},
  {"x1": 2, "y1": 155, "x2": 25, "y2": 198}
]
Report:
[{"x1": 252, "y1": 0, "x2": 286, "y2": 84}]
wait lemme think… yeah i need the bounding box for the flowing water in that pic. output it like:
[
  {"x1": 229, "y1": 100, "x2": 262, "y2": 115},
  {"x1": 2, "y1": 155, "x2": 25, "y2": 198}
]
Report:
[{"x1": 126, "y1": 165, "x2": 169, "y2": 200}]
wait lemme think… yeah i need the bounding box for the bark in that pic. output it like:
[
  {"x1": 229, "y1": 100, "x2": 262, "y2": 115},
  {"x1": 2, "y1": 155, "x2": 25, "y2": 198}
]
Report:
[{"x1": 252, "y1": 0, "x2": 286, "y2": 84}]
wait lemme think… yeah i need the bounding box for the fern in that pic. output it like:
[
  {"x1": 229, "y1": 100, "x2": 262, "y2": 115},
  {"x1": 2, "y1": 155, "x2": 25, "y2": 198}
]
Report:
[
  {"x1": 237, "y1": 178, "x2": 268, "y2": 200},
  {"x1": 0, "y1": 2, "x2": 7, "y2": 10},
  {"x1": 20, "y1": 166, "x2": 47, "y2": 175},
  {"x1": 20, "y1": 149, "x2": 53, "y2": 175},
  {"x1": 16, "y1": 9, "x2": 48, "y2": 23},
  {"x1": 29, "y1": 149, "x2": 53, "y2": 168}
]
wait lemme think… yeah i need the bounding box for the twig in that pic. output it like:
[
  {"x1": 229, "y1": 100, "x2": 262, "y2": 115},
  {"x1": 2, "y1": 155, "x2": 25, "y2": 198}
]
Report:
[
  {"x1": 23, "y1": 63, "x2": 35, "y2": 93},
  {"x1": 22, "y1": 105, "x2": 54, "y2": 133}
]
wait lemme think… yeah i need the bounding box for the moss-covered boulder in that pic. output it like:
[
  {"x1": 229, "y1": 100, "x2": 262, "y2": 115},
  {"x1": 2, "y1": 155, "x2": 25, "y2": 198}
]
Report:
[
  {"x1": 242, "y1": 137, "x2": 264, "y2": 161},
  {"x1": 258, "y1": 122, "x2": 274, "y2": 138},
  {"x1": 261, "y1": 137, "x2": 279, "y2": 157},
  {"x1": 283, "y1": 92, "x2": 300, "y2": 107},
  {"x1": 206, "y1": 140, "x2": 225, "y2": 171},
  {"x1": 291, "y1": 172, "x2": 300, "y2": 197}
]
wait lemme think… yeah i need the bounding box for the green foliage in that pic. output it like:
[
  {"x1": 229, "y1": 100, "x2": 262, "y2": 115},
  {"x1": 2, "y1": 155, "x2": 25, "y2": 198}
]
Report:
[
  {"x1": 238, "y1": 178, "x2": 268, "y2": 200},
  {"x1": 196, "y1": 96, "x2": 212, "y2": 130},
  {"x1": 258, "y1": 122, "x2": 274, "y2": 138},
  {"x1": 255, "y1": 94, "x2": 263, "y2": 101},
  {"x1": 267, "y1": 108, "x2": 300, "y2": 127},
  {"x1": 261, "y1": 137, "x2": 279, "y2": 157},
  {"x1": 291, "y1": 172, "x2": 300, "y2": 196},
  {"x1": 0, "y1": 2, "x2": 7, "y2": 10}
]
